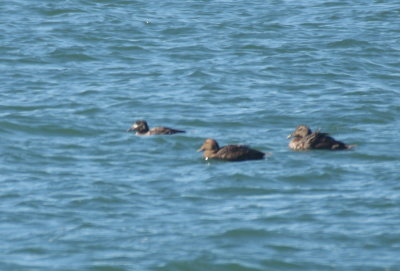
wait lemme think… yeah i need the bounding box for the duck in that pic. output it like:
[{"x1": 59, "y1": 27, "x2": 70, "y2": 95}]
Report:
[
  {"x1": 287, "y1": 125, "x2": 354, "y2": 150},
  {"x1": 128, "y1": 120, "x2": 185, "y2": 136},
  {"x1": 197, "y1": 138, "x2": 265, "y2": 161}
]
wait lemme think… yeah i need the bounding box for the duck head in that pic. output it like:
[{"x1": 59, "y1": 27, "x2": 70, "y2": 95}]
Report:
[
  {"x1": 197, "y1": 138, "x2": 220, "y2": 152},
  {"x1": 128, "y1": 120, "x2": 149, "y2": 133},
  {"x1": 287, "y1": 125, "x2": 312, "y2": 139}
]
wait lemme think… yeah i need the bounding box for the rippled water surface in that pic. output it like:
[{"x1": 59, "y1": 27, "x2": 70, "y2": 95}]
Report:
[{"x1": 1, "y1": 0, "x2": 400, "y2": 270}]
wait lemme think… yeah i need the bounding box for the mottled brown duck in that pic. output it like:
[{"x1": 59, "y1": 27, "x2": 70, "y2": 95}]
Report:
[
  {"x1": 128, "y1": 120, "x2": 185, "y2": 136},
  {"x1": 287, "y1": 125, "x2": 354, "y2": 151},
  {"x1": 197, "y1": 138, "x2": 265, "y2": 161}
]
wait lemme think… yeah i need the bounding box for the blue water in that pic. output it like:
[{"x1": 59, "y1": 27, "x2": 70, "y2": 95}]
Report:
[{"x1": 1, "y1": 1, "x2": 400, "y2": 270}]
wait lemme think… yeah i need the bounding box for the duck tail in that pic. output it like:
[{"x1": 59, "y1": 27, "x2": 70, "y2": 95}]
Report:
[
  {"x1": 263, "y1": 151, "x2": 272, "y2": 157},
  {"x1": 345, "y1": 144, "x2": 356, "y2": 150}
]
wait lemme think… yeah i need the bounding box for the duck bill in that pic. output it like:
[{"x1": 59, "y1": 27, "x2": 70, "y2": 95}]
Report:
[
  {"x1": 197, "y1": 146, "x2": 205, "y2": 152},
  {"x1": 287, "y1": 134, "x2": 293, "y2": 139},
  {"x1": 127, "y1": 124, "x2": 138, "y2": 132}
]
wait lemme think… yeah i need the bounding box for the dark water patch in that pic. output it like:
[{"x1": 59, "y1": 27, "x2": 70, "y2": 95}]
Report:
[
  {"x1": 160, "y1": 26, "x2": 199, "y2": 36},
  {"x1": 11, "y1": 123, "x2": 98, "y2": 137},
  {"x1": 365, "y1": 9, "x2": 400, "y2": 21},
  {"x1": 351, "y1": 153, "x2": 398, "y2": 162},
  {"x1": 264, "y1": 23, "x2": 291, "y2": 30},
  {"x1": 238, "y1": 44, "x2": 270, "y2": 51},
  {"x1": 187, "y1": 69, "x2": 211, "y2": 78},
  {"x1": 278, "y1": 171, "x2": 338, "y2": 183},
  {"x1": 260, "y1": 259, "x2": 318, "y2": 271},
  {"x1": 109, "y1": 45, "x2": 149, "y2": 53},
  {"x1": 87, "y1": 266, "x2": 127, "y2": 271},
  {"x1": 48, "y1": 50, "x2": 98, "y2": 62},
  {"x1": 369, "y1": 72, "x2": 400, "y2": 81},
  {"x1": 214, "y1": 228, "x2": 272, "y2": 240},
  {"x1": 327, "y1": 39, "x2": 371, "y2": 48},
  {"x1": 1, "y1": 105, "x2": 57, "y2": 114},
  {"x1": 316, "y1": 1, "x2": 352, "y2": 7},
  {"x1": 12, "y1": 56, "x2": 49, "y2": 65},
  {"x1": 74, "y1": 107, "x2": 103, "y2": 115},
  {"x1": 38, "y1": 8, "x2": 84, "y2": 16},
  {"x1": 157, "y1": 259, "x2": 263, "y2": 271},
  {"x1": 269, "y1": 244, "x2": 302, "y2": 253},
  {"x1": 208, "y1": 186, "x2": 274, "y2": 197},
  {"x1": 69, "y1": 196, "x2": 128, "y2": 209}
]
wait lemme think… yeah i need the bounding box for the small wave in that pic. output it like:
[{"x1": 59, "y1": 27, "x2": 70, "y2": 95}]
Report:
[
  {"x1": 160, "y1": 26, "x2": 196, "y2": 35},
  {"x1": 327, "y1": 39, "x2": 371, "y2": 48},
  {"x1": 157, "y1": 254, "x2": 265, "y2": 271},
  {"x1": 208, "y1": 186, "x2": 274, "y2": 196},
  {"x1": 39, "y1": 8, "x2": 83, "y2": 16},
  {"x1": 213, "y1": 228, "x2": 272, "y2": 239},
  {"x1": 49, "y1": 48, "x2": 97, "y2": 62},
  {"x1": 109, "y1": 45, "x2": 148, "y2": 52}
]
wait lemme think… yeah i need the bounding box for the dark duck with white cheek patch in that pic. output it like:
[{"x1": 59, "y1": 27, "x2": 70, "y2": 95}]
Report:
[
  {"x1": 128, "y1": 120, "x2": 185, "y2": 136},
  {"x1": 197, "y1": 138, "x2": 265, "y2": 161},
  {"x1": 287, "y1": 125, "x2": 354, "y2": 151}
]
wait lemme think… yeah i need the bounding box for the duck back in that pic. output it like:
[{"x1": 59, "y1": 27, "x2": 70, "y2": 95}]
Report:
[
  {"x1": 306, "y1": 132, "x2": 350, "y2": 150},
  {"x1": 148, "y1": 127, "x2": 185, "y2": 135},
  {"x1": 216, "y1": 145, "x2": 265, "y2": 161}
]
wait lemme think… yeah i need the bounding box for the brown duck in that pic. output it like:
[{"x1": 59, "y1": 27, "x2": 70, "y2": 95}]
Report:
[
  {"x1": 287, "y1": 125, "x2": 354, "y2": 151},
  {"x1": 128, "y1": 120, "x2": 185, "y2": 136},
  {"x1": 197, "y1": 138, "x2": 265, "y2": 161}
]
